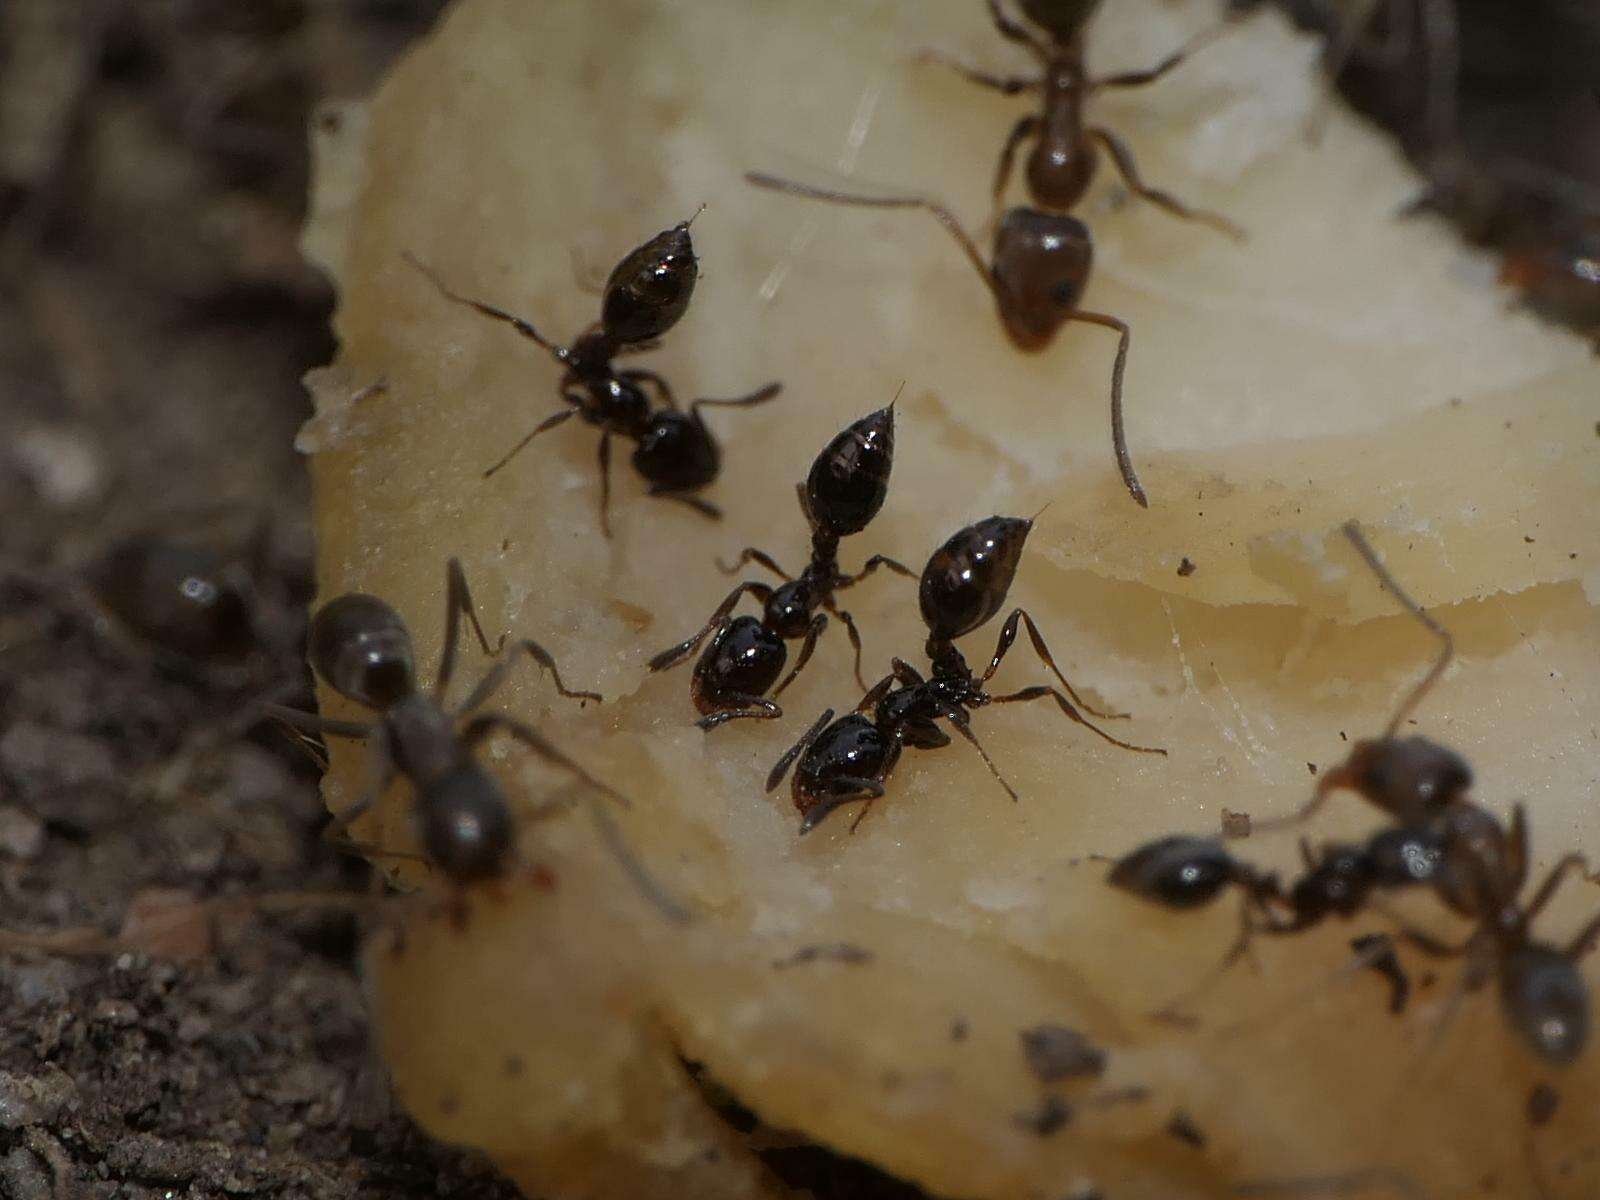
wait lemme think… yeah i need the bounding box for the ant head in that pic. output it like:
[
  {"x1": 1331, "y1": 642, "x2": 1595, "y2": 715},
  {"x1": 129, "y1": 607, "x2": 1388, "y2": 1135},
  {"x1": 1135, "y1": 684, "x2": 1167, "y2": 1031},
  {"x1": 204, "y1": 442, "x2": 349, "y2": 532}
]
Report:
[
  {"x1": 1109, "y1": 836, "x2": 1240, "y2": 909},
  {"x1": 763, "y1": 581, "x2": 814, "y2": 640},
  {"x1": 601, "y1": 219, "x2": 700, "y2": 344},
  {"x1": 419, "y1": 762, "x2": 515, "y2": 884},
  {"x1": 696, "y1": 616, "x2": 788, "y2": 710},
  {"x1": 93, "y1": 538, "x2": 256, "y2": 660},
  {"x1": 1346, "y1": 735, "x2": 1473, "y2": 823},
  {"x1": 1367, "y1": 825, "x2": 1444, "y2": 887},
  {"x1": 1290, "y1": 844, "x2": 1374, "y2": 920},
  {"x1": 990, "y1": 209, "x2": 1094, "y2": 351},
  {"x1": 1018, "y1": 0, "x2": 1102, "y2": 42},
  {"x1": 795, "y1": 714, "x2": 895, "y2": 834},
  {"x1": 1499, "y1": 943, "x2": 1589, "y2": 1065},
  {"x1": 918, "y1": 515, "x2": 1032, "y2": 641},
  {"x1": 309, "y1": 593, "x2": 416, "y2": 710},
  {"x1": 631, "y1": 410, "x2": 719, "y2": 492},
  {"x1": 803, "y1": 403, "x2": 896, "y2": 538}
]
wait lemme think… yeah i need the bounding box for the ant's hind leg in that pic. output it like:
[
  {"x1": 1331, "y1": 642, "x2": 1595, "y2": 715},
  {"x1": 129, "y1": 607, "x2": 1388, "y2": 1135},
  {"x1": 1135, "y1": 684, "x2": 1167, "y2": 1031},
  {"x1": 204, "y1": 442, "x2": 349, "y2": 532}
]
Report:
[
  {"x1": 984, "y1": 0, "x2": 1048, "y2": 54},
  {"x1": 619, "y1": 369, "x2": 676, "y2": 409},
  {"x1": 435, "y1": 557, "x2": 498, "y2": 701},
  {"x1": 773, "y1": 613, "x2": 828, "y2": 697},
  {"x1": 1064, "y1": 309, "x2": 1143, "y2": 508},
  {"x1": 915, "y1": 50, "x2": 1040, "y2": 96},
  {"x1": 453, "y1": 637, "x2": 602, "y2": 717},
  {"x1": 650, "y1": 487, "x2": 722, "y2": 521},
  {"x1": 988, "y1": 685, "x2": 1166, "y2": 755},
  {"x1": 482, "y1": 407, "x2": 576, "y2": 480},
  {"x1": 1087, "y1": 127, "x2": 1247, "y2": 241},
  {"x1": 981, "y1": 607, "x2": 1130, "y2": 719},
  {"x1": 717, "y1": 547, "x2": 792, "y2": 580},
  {"x1": 993, "y1": 114, "x2": 1041, "y2": 202},
  {"x1": 597, "y1": 434, "x2": 614, "y2": 539}
]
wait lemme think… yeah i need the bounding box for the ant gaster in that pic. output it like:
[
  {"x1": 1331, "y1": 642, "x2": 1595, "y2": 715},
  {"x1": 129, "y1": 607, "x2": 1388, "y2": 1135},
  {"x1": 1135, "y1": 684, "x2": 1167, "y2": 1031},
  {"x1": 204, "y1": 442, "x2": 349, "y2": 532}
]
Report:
[
  {"x1": 767, "y1": 514, "x2": 1164, "y2": 833},
  {"x1": 647, "y1": 403, "x2": 915, "y2": 729},
  {"x1": 268, "y1": 559, "x2": 687, "y2": 923},
  {"x1": 923, "y1": 1, "x2": 1244, "y2": 233},
  {"x1": 405, "y1": 212, "x2": 780, "y2": 536},
  {"x1": 1245, "y1": 521, "x2": 1472, "y2": 836}
]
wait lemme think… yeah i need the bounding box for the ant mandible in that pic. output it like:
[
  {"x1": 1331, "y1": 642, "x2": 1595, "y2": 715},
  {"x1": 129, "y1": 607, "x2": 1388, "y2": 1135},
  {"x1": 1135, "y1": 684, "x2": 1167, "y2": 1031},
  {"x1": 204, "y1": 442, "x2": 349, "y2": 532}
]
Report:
[
  {"x1": 922, "y1": 0, "x2": 1245, "y2": 232},
  {"x1": 268, "y1": 558, "x2": 687, "y2": 924},
  {"x1": 647, "y1": 402, "x2": 915, "y2": 729},
  {"x1": 1245, "y1": 520, "x2": 1473, "y2": 837},
  {"x1": 406, "y1": 212, "x2": 781, "y2": 536},
  {"x1": 767, "y1": 514, "x2": 1164, "y2": 833}
]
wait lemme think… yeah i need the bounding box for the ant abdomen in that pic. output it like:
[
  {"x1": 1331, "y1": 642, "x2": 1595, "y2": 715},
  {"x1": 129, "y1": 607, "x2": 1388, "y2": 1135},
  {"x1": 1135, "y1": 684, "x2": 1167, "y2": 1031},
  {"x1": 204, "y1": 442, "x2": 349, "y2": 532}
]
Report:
[
  {"x1": 693, "y1": 616, "x2": 787, "y2": 714},
  {"x1": 1019, "y1": 0, "x2": 1103, "y2": 41},
  {"x1": 600, "y1": 221, "x2": 699, "y2": 344},
  {"x1": 804, "y1": 404, "x2": 895, "y2": 536},
  {"x1": 309, "y1": 593, "x2": 417, "y2": 709},
  {"x1": 632, "y1": 410, "x2": 719, "y2": 492},
  {"x1": 918, "y1": 515, "x2": 1033, "y2": 642},
  {"x1": 1348, "y1": 735, "x2": 1474, "y2": 822},
  {"x1": 91, "y1": 538, "x2": 254, "y2": 660},
  {"x1": 418, "y1": 762, "x2": 516, "y2": 884},
  {"x1": 1107, "y1": 836, "x2": 1241, "y2": 910},
  {"x1": 991, "y1": 210, "x2": 1094, "y2": 350},
  {"x1": 1499, "y1": 944, "x2": 1589, "y2": 1064}
]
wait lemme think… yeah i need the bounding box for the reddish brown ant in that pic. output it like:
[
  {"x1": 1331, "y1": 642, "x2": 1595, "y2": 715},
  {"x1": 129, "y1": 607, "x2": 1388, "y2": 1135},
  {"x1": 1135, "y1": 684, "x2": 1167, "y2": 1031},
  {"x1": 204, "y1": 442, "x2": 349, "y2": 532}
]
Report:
[
  {"x1": 647, "y1": 402, "x2": 915, "y2": 729},
  {"x1": 405, "y1": 213, "x2": 780, "y2": 536},
  {"x1": 766, "y1": 514, "x2": 1164, "y2": 833},
  {"x1": 1246, "y1": 521, "x2": 1471, "y2": 836},
  {"x1": 267, "y1": 559, "x2": 687, "y2": 924},
  {"x1": 921, "y1": 0, "x2": 1244, "y2": 234}
]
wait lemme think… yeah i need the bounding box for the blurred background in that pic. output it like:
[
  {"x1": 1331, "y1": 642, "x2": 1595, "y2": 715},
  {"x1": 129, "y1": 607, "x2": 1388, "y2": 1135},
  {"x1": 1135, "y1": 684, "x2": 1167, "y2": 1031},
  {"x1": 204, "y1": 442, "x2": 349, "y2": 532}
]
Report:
[{"x1": 0, "y1": 1, "x2": 1593, "y2": 1196}]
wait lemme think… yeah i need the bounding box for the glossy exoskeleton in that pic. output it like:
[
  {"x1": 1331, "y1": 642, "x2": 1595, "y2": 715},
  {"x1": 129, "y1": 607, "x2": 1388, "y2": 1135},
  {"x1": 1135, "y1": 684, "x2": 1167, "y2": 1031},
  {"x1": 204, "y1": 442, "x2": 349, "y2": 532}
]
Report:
[
  {"x1": 767, "y1": 514, "x2": 1164, "y2": 833},
  {"x1": 268, "y1": 559, "x2": 686, "y2": 923},
  {"x1": 923, "y1": 1, "x2": 1244, "y2": 229},
  {"x1": 405, "y1": 213, "x2": 780, "y2": 535},
  {"x1": 647, "y1": 403, "x2": 915, "y2": 729}
]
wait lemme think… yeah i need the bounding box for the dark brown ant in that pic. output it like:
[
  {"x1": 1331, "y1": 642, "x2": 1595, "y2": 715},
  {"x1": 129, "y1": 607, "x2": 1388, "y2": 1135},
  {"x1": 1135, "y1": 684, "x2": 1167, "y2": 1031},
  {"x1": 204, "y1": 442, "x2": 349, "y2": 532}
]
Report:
[
  {"x1": 766, "y1": 514, "x2": 1164, "y2": 833},
  {"x1": 646, "y1": 403, "x2": 915, "y2": 729},
  {"x1": 404, "y1": 213, "x2": 781, "y2": 536},
  {"x1": 267, "y1": 559, "x2": 687, "y2": 924},
  {"x1": 1246, "y1": 521, "x2": 1472, "y2": 836},
  {"x1": 921, "y1": 1, "x2": 1244, "y2": 234},
  {"x1": 746, "y1": 171, "x2": 1151, "y2": 507}
]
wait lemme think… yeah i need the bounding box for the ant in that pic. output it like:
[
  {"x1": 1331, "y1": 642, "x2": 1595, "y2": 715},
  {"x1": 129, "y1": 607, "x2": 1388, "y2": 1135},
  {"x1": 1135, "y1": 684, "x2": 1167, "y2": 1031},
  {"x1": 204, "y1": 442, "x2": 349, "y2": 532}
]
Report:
[
  {"x1": 920, "y1": 1, "x2": 1245, "y2": 233},
  {"x1": 405, "y1": 212, "x2": 781, "y2": 536},
  {"x1": 766, "y1": 514, "x2": 1164, "y2": 833},
  {"x1": 646, "y1": 402, "x2": 915, "y2": 729},
  {"x1": 267, "y1": 558, "x2": 687, "y2": 924},
  {"x1": 1244, "y1": 520, "x2": 1472, "y2": 837}
]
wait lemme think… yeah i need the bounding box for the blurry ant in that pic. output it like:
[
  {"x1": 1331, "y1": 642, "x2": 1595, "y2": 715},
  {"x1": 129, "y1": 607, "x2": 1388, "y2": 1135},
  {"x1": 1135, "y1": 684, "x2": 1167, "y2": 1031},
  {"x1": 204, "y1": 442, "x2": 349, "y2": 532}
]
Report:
[
  {"x1": 920, "y1": 1, "x2": 1245, "y2": 234},
  {"x1": 405, "y1": 212, "x2": 781, "y2": 536},
  {"x1": 267, "y1": 559, "x2": 687, "y2": 924},
  {"x1": 647, "y1": 403, "x2": 914, "y2": 729},
  {"x1": 746, "y1": 171, "x2": 1149, "y2": 507},
  {"x1": 767, "y1": 514, "x2": 1164, "y2": 833},
  {"x1": 1245, "y1": 521, "x2": 1472, "y2": 836}
]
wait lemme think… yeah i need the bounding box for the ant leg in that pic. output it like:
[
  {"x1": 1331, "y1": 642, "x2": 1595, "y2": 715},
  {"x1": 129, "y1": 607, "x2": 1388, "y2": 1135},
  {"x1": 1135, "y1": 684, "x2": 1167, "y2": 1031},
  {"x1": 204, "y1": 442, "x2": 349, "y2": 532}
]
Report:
[
  {"x1": 402, "y1": 253, "x2": 565, "y2": 356},
  {"x1": 984, "y1": 0, "x2": 1049, "y2": 56},
  {"x1": 1091, "y1": 20, "x2": 1236, "y2": 90},
  {"x1": 796, "y1": 778, "x2": 888, "y2": 835},
  {"x1": 453, "y1": 638, "x2": 602, "y2": 717},
  {"x1": 689, "y1": 381, "x2": 783, "y2": 422},
  {"x1": 619, "y1": 368, "x2": 677, "y2": 409},
  {"x1": 648, "y1": 581, "x2": 774, "y2": 673},
  {"x1": 915, "y1": 50, "x2": 1041, "y2": 95},
  {"x1": 649, "y1": 488, "x2": 723, "y2": 521},
  {"x1": 936, "y1": 704, "x2": 1018, "y2": 800},
  {"x1": 716, "y1": 547, "x2": 793, "y2": 580},
  {"x1": 773, "y1": 613, "x2": 829, "y2": 697},
  {"x1": 1349, "y1": 932, "x2": 1412, "y2": 1015},
  {"x1": 980, "y1": 607, "x2": 1130, "y2": 719},
  {"x1": 837, "y1": 554, "x2": 916, "y2": 587},
  {"x1": 992, "y1": 114, "x2": 1041, "y2": 202},
  {"x1": 434, "y1": 558, "x2": 498, "y2": 701},
  {"x1": 263, "y1": 703, "x2": 372, "y2": 742},
  {"x1": 1063, "y1": 309, "x2": 1144, "y2": 508},
  {"x1": 766, "y1": 708, "x2": 834, "y2": 793},
  {"x1": 1246, "y1": 765, "x2": 1358, "y2": 838},
  {"x1": 1151, "y1": 895, "x2": 1262, "y2": 1025},
  {"x1": 855, "y1": 671, "x2": 900, "y2": 714},
  {"x1": 988, "y1": 685, "x2": 1168, "y2": 755},
  {"x1": 826, "y1": 607, "x2": 868, "y2": 692},
  {"x1": 698, "y1": 697, "x2": 784, "y2": 731},
  {"x1": 460, "y1": 713, "x2": 627, "y2": 809},
  {"x1": 597, "y1": 434, "x2": 614, "y2": 539},
  {"x1": 482, "y1": 407, "x2": 575, "y2": 479},
  {"x1": 1086, "y1": 127, "x2": 1247, "y2": 241},
  {"x1": 1521, "y1": 852, "x2": 1591, "y2": 925}
]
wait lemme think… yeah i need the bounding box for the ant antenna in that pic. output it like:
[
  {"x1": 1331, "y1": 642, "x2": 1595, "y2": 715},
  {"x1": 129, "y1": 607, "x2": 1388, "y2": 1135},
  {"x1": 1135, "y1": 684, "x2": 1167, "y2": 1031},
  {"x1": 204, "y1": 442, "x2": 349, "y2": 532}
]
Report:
[
  {"x1": 888, "y1": 380, "x2": 906, "y2": 410},
  {"x1": 1340, "y1": 521, "x2": 1453, "y2": 738},
  {"x1": 402, "y1": 252, "x2": 567, "y2": 362},
  {"x1": 682, "y1": 202, "x2": 708, "y2": 229},
  {"x1": 745, "y1": 172, "x2": 994, "y2": 297}
]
